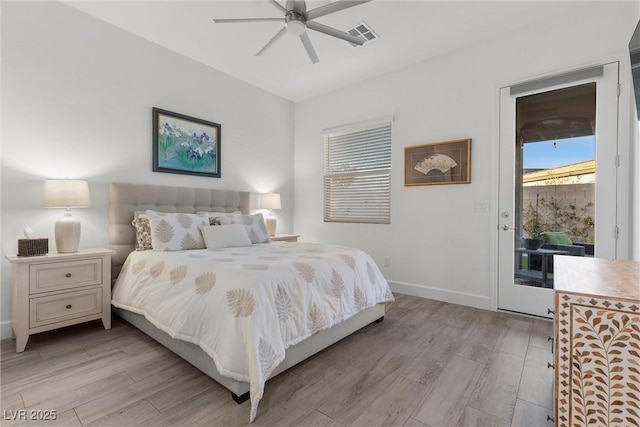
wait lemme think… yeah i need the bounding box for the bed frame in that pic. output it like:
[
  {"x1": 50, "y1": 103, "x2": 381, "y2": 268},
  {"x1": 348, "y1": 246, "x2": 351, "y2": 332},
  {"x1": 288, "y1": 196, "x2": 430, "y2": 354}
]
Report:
[{"x1": 108, "y1": 182, "x2": 385, "y2": 402}]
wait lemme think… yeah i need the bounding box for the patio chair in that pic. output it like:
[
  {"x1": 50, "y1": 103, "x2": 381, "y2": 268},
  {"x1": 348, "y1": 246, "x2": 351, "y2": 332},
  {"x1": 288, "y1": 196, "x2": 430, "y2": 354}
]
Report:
[{"x1": 529, "y1": 231, "x2": 585, "y2": 273}]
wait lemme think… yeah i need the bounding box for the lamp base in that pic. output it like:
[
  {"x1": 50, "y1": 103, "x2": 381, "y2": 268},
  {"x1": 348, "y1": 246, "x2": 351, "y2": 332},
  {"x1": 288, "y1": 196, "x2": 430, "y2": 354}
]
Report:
[
  {"x1": 55, "y1": 212, "x2": 81, "y2": 253},
  {"x1": 265, "y1": 216, "x2": 277, "y2": 237}
]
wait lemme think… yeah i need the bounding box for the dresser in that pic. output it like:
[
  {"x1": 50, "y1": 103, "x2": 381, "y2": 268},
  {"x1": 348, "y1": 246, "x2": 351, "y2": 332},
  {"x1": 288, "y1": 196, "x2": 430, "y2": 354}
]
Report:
[
  {"x1": 553, "y1": 256, "x2": 640, "y2": 427},
  {"x1": 5, "y1": 248, "x2": 115, "y2": 352}
]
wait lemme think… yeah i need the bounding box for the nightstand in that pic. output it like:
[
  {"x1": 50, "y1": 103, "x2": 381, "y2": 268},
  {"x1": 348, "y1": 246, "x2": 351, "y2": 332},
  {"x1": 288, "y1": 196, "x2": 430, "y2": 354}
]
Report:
[
  {"x1": 5, "y1": 248, "x2": 115, "y2": 352},
  {"x1": 270, "y1": 234, "x2": 300, "y2": 242}
]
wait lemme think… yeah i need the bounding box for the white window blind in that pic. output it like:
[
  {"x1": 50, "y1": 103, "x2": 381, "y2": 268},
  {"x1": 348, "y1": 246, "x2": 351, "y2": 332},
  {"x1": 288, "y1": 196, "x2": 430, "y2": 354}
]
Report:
[{"x1": 324, "y1": 121, "x2": 391, "y2": 223}]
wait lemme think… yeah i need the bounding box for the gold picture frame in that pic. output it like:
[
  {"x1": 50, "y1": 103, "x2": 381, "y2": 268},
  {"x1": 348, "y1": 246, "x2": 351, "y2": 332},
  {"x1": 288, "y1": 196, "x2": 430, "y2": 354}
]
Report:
[{"x1": 404, "y1": 138, "x2": 471, "y2": 186}]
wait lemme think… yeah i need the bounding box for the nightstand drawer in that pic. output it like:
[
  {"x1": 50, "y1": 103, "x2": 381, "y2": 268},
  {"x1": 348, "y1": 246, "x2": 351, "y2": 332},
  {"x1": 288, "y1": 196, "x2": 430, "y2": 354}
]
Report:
[
  {"x1": 29, "y1": 287, "x2": 102, "y2": 328},
  {"x1": 30, "y1": 258, "x2": 102, "y2": 294}
]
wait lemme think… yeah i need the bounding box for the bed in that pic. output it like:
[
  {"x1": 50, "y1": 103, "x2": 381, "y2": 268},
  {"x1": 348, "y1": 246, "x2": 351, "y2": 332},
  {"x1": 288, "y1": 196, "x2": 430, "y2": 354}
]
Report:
[{"x1": 108, "y1": 182, "x2": 392, "y2": 422}]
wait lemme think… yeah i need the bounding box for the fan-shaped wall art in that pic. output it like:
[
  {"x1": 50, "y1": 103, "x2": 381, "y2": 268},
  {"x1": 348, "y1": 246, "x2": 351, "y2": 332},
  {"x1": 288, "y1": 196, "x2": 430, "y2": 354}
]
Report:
[{"x1": 404, "y1": 138, "x2": 471, "y2": 186}]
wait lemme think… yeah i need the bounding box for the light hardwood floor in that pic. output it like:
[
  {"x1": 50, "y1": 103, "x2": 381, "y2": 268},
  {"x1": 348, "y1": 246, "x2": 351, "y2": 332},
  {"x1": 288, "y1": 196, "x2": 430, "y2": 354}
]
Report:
[{"x1": 1, "y1": 294, "x2": 554, "y2": 426}]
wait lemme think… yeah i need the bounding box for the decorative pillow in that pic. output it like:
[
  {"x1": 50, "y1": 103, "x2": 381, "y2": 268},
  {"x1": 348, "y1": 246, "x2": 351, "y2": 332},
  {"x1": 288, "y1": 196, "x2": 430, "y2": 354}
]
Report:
[
  {"x1": 197, "y1": 211, "x2": 242, "y2": 226},
  {"x1": 542, "y1": 231, "x2": 573, "y2": 245},
  {"x1": 145, "y1": 210, "x2": 209, "y2": 251},
  {"x1": 199, "y1": 224, "x2": 252, "y2": 250},
  {"x1": 132, "y1": 211, "x2": 153, "y2": 251},
  {"x1": 230, "y1": 213, "x2": 270, "y2": 244}
]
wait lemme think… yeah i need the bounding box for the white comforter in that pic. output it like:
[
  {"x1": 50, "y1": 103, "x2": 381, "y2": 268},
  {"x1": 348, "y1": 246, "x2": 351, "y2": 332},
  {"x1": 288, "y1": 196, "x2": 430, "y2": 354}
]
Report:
[{"x1": 111, "y1": 241, "x2": 393, "y2": 421}]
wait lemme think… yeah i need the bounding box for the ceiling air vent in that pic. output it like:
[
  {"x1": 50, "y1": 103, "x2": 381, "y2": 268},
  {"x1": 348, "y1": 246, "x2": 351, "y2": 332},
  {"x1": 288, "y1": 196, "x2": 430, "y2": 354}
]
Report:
[{"x1": 346, "y1": 21, "x2": 378, "y2": 46}]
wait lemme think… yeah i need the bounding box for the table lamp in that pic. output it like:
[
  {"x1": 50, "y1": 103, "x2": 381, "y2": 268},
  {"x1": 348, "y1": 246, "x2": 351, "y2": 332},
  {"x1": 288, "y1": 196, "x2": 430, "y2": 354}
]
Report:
[
  {"x1": 43, "y1": 179, "x2": 90, "y2": 253},
  {"x1": 260, "y1": 193, "x2": 281, "y2": 236}
]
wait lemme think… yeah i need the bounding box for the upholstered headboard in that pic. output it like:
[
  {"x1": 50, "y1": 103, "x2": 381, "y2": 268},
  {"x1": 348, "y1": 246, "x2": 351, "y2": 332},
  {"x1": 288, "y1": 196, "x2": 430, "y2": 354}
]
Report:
[{"x1": 108, "y1": 182, "x2": 251, "y2": 278}]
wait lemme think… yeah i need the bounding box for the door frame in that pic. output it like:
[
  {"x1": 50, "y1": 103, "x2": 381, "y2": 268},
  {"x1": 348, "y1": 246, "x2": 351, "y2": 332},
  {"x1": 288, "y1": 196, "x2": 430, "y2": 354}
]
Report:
[{"x1": 490, "y1": 62, "x2": 624, "y2": 315}]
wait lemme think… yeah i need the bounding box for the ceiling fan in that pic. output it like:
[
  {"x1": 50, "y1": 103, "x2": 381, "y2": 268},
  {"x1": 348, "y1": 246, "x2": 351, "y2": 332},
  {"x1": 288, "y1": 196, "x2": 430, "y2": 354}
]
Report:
[{"x1": 213, "y1": 0, "x2": 371, "y2": 64}]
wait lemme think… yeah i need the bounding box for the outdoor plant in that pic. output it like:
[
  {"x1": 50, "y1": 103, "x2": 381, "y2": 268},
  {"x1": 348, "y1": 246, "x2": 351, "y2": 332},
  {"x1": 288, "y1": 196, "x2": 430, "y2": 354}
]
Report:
[
  {"x1": 522, "y1": 194, "x2": 595, "y2": 243},
  {"x1": 522, "y1": 197, "x2": 545, "y2": 240}
]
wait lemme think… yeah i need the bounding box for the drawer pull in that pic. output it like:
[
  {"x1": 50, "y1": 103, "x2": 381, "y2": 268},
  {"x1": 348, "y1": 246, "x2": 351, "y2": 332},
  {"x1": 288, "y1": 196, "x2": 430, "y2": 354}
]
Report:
[
  {"x1": 65, "y1": 273, "x2": 72, "y2": 278},
  {"x1": 547, "y1": 415, "x2": 554, "y2": 423},
  {"x1": 547, "y1": 362, "x2": 554, "y2": 369},
  {"x1": 547, "y1": 308, "x2": 554, "y2": 315},
  {"x1": 66, "y1": 304, "x2": 72, "y2": 309}
]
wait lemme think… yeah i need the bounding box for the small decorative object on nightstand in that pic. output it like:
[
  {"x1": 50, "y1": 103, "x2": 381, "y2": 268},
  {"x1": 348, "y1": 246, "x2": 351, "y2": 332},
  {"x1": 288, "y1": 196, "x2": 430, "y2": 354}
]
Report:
[
  {"x1": 270, "y1": 234, "x2": 299, "y2": 242},
  {"x1": 260, "y1": 193, "x2": 281, "y2": 236},
  {"x1": 5, "y1": 248, "x2": 115, "y2": 352}
]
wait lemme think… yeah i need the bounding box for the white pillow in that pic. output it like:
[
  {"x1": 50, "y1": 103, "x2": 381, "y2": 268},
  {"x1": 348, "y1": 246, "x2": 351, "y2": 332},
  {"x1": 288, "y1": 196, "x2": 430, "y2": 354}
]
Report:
[
  {"x1": 145, "y1": 210, "x2": 209, "y2": 251},
  {"x1": 228, "y1": 213, "x2": 271, "y2": 244},
  {"x1": 199, "y1": 224, "x2": 252, "y2": 250}
]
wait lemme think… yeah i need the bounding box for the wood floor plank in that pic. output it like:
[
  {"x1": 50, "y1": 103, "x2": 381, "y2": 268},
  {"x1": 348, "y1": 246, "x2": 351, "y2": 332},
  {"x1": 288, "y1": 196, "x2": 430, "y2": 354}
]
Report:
[
  {"x1": 146, "y1": 373, "x2": 217, "y2": 412},
  {"x1": 85, "y1": 398, "x2": 159, "y2": 426},
  {"x1": 392, "y1": 299, "x2": 445, "y2": 329},
  {"x1": 2, "y1": 350, "x2": 127, "y2": 396},
  {"x1": 493, "y1": 316, "x2": 532, "y2": 357},
  {"x1": 456, "y1": 406, "x2": 510, "y2": 426},
  {"x1": 351, "y1": 375, "x2": 430, "y2": 427},
  {"x1": 456, "y1": 321, "x2": 503, "y2": 364},
  {"x1": 429, "y1": 304, "x2": 482, "y2": 340},
  {"x1": 22, "y1": 372, "x2": 136, "y2": 416},
  {"x1": 315, "y1": 368, "x2": 401, "y2": 425},
  {"x1": 468, "y1": 351, "x2": 525, "y2": 421},
  {"x1": 402, "y1": 333, "x2": 465, "y2": 388},
  {"x1": 138, "y1": 386, "x2": 230, "y2": 427},
  {"x1": 16, "y1": 347, "x2": 163, "y2": 406},
  {"x1": 517, "y1": 345, "x2": 554, "y2": 410},
  {"x1": 412, "y1": 356, "x2": 485, "y2": 426},
  {"x1": 1, "y1": 391, "x2": 24, "y2": 411},
  {"x1": 403, "y1": 417, "x2": 428, "y2": 427},
  {"x1": 73, "y1": 361, "x2": 200, "y2": 425},
  {"x1": 528, "y1": 318, "x2": 553, "y2": 350},
  {"x1": 124, "y1": 351, "x2": 182, "y2": 382},
  {"x1": 254, "y1": 364, "x2": 363, "y2": 426},
  {"x1": 20, "y1": 354, "x2": 134, "y2": 406},
  {"x1": 294, "y1": 410, "x2": 342, "y2": 427},
  {"x1": 30, "y1": 321, "x2": 130, "y2": 360},
  {"x1": 510, "y1": 399, "x2": 554, "y2": 427}
]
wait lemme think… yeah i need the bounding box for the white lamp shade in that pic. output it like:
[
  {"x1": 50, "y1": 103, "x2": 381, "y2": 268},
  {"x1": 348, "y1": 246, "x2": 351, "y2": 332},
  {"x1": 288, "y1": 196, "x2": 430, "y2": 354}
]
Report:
[
  {"x1": 260, "y1": 193, "x2": 281, "y2": 210},
  {"x1": 43, "y1": 180, "x2": 91, "y2": 208}
]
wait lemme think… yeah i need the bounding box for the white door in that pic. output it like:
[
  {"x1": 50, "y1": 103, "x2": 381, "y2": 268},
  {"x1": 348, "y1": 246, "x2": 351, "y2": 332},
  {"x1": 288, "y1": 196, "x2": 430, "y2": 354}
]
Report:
[{"x1": 498, "y1": 63, "x2": 619, "y2": 318}]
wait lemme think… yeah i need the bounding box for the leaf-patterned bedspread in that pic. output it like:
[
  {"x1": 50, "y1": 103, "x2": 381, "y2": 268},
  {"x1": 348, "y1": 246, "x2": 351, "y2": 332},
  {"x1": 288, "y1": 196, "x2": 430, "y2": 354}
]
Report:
[{"x1": 111, "y1": 241, "x2": 394, "y2": 422}]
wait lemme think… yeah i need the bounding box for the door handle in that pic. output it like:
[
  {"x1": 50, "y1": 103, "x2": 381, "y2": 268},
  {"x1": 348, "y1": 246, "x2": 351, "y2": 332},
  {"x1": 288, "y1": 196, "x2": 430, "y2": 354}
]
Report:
[{"x1": 501, "y1": 225, "x2": 516, "y2": 231}]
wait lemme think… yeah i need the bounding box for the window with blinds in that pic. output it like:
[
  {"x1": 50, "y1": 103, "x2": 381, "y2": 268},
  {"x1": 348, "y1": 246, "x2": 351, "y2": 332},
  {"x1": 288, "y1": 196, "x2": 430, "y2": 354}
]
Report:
[{"x1": 324, "y1": 121, "x2": 392, "y2": 223}]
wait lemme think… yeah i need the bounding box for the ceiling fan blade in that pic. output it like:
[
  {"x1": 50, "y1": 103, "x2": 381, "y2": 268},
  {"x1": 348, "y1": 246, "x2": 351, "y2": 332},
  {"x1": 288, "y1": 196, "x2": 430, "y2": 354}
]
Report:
[
  {"x1": 306, "y1": 0, "x2": 372, "y2": 20},
  {"x1": 213, "y1": 18, "x2": 284, "y2": 23},
  {"x1": 305, "y1": 20, "x2": 366, "y2": 45},
  {"x1": 256, "y1": 26, "x2": 287, "y2": 56},
  {"x1": 270, "y1": 0, "x2": 288, "y2": 13},
  {"x1": 299, "y1": 32, "x2": 319, "y2": 64}
]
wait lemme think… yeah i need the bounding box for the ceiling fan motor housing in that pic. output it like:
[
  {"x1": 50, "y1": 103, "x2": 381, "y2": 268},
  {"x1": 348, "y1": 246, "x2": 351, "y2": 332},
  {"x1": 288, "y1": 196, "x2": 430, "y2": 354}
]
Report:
[{"x1": 285, "y1": 12, "x2": 306, "y2": 35}]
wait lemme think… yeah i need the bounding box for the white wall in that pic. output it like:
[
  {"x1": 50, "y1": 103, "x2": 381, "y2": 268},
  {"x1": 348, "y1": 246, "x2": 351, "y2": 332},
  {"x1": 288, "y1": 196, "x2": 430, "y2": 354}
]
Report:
[
  {"x1": 294, "y1": 2, "x2": 639, "y2": 309},
  {"x1": 1, "y1": 1, "x2": 295, "y2": 338}
]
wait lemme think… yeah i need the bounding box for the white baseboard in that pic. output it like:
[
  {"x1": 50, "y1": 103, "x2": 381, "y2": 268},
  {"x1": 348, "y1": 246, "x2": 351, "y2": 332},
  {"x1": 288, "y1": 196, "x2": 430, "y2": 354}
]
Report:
[
  {"x1": 1, "y1": 320, "x2": 14, "y2": 341},
  {"x1": 388, "y1": 280, "x2": 492, "y2": 311}
]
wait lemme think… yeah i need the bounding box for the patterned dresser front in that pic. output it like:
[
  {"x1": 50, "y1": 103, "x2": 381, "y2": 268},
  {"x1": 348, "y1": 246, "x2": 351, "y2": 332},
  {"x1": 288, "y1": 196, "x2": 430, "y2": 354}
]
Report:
[{"x1": 554, "y1": 256, "x2": 640, "y2": 427}]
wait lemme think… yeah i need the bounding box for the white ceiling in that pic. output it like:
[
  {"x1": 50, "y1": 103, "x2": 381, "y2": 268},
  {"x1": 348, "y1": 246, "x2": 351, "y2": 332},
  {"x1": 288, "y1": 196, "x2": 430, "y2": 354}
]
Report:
[{"x1": 64, "y1": 1, "x2": 580, "y2": 102}]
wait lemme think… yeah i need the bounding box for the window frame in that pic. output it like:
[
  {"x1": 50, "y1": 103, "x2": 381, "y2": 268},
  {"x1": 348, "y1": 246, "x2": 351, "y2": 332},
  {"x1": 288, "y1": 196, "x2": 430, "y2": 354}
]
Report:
[{"x1": 323, "y1": 117, "x2": 393, "y2": 224}]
